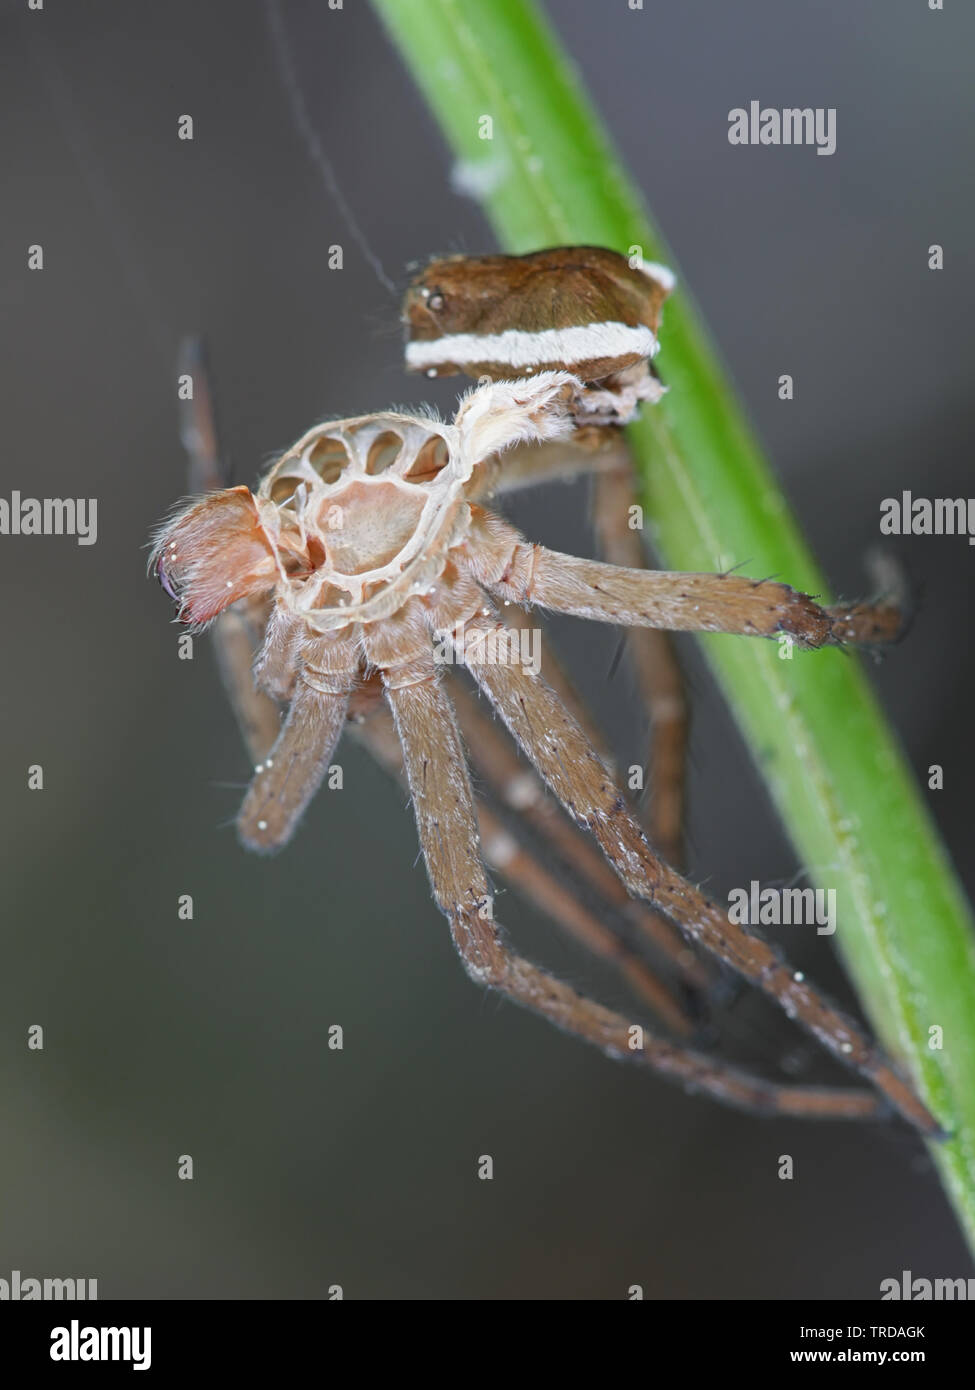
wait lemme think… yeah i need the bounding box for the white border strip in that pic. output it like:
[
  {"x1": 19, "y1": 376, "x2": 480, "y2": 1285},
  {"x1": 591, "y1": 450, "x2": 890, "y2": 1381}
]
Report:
[
  {"x1": 406, "y1": 321, "x2": 658, "y2": 371},
  {"x1": 635, "y1": 259, "x2": 677, "y2": 293}
]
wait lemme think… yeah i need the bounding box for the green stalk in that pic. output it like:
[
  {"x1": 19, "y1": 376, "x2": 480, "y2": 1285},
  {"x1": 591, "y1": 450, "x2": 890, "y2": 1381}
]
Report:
[{"x1": 372, "y1": 0, "x2": 975, "y2": 1245}]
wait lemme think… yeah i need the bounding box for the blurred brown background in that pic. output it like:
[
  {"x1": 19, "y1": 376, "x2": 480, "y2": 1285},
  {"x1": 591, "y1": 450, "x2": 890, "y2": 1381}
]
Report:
[{"x1": 0, "y1": 0, "x2": 972, "y2": 1298}]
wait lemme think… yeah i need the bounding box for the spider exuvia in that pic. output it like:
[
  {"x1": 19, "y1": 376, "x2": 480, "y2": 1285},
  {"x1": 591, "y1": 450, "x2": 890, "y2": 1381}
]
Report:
[{"x1": 151, "y1": 248, "x2": 937, "y2": 1136}]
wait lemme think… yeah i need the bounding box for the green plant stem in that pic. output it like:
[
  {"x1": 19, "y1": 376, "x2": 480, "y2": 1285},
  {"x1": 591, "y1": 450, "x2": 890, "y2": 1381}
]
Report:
[{"x1": 372, "y1": 0, "x2": 975, "y2": 1246}]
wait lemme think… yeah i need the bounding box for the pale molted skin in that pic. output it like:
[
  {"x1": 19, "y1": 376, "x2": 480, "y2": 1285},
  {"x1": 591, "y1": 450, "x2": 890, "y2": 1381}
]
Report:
[
  {"x1": 257, "y1": 412, "x2": 470, "y2": 630},
  {"x1": 153, "y1": 373, "x2": 580, "y2": 638},
  {"x1": 151, "y1": 365, "x2": 930, "y2": 1135}
]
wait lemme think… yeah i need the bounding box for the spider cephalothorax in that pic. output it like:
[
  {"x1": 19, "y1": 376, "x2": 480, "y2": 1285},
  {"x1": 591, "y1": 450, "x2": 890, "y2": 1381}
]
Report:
[
  {"x1": 153, "y1": 357, "x2": 935, "y2": 1135},
  {"x1": 403, "y1": 245, "x2": 674, "y2": 423}
]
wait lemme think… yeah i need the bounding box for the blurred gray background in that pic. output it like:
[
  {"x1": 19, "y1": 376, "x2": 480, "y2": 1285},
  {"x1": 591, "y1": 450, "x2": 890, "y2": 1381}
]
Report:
[{"x1": 1, "y1": 0, "x2": 973, "y2": 1298}]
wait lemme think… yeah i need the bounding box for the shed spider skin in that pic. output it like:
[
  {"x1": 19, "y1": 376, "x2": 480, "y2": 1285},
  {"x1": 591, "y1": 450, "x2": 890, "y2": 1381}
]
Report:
[
  {"x1": 151, "y1": 371, "x2": 937, "y2": 1133},
  {"x1": 171, "y1": 344, "x2": 709, "y2": 1039}
]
